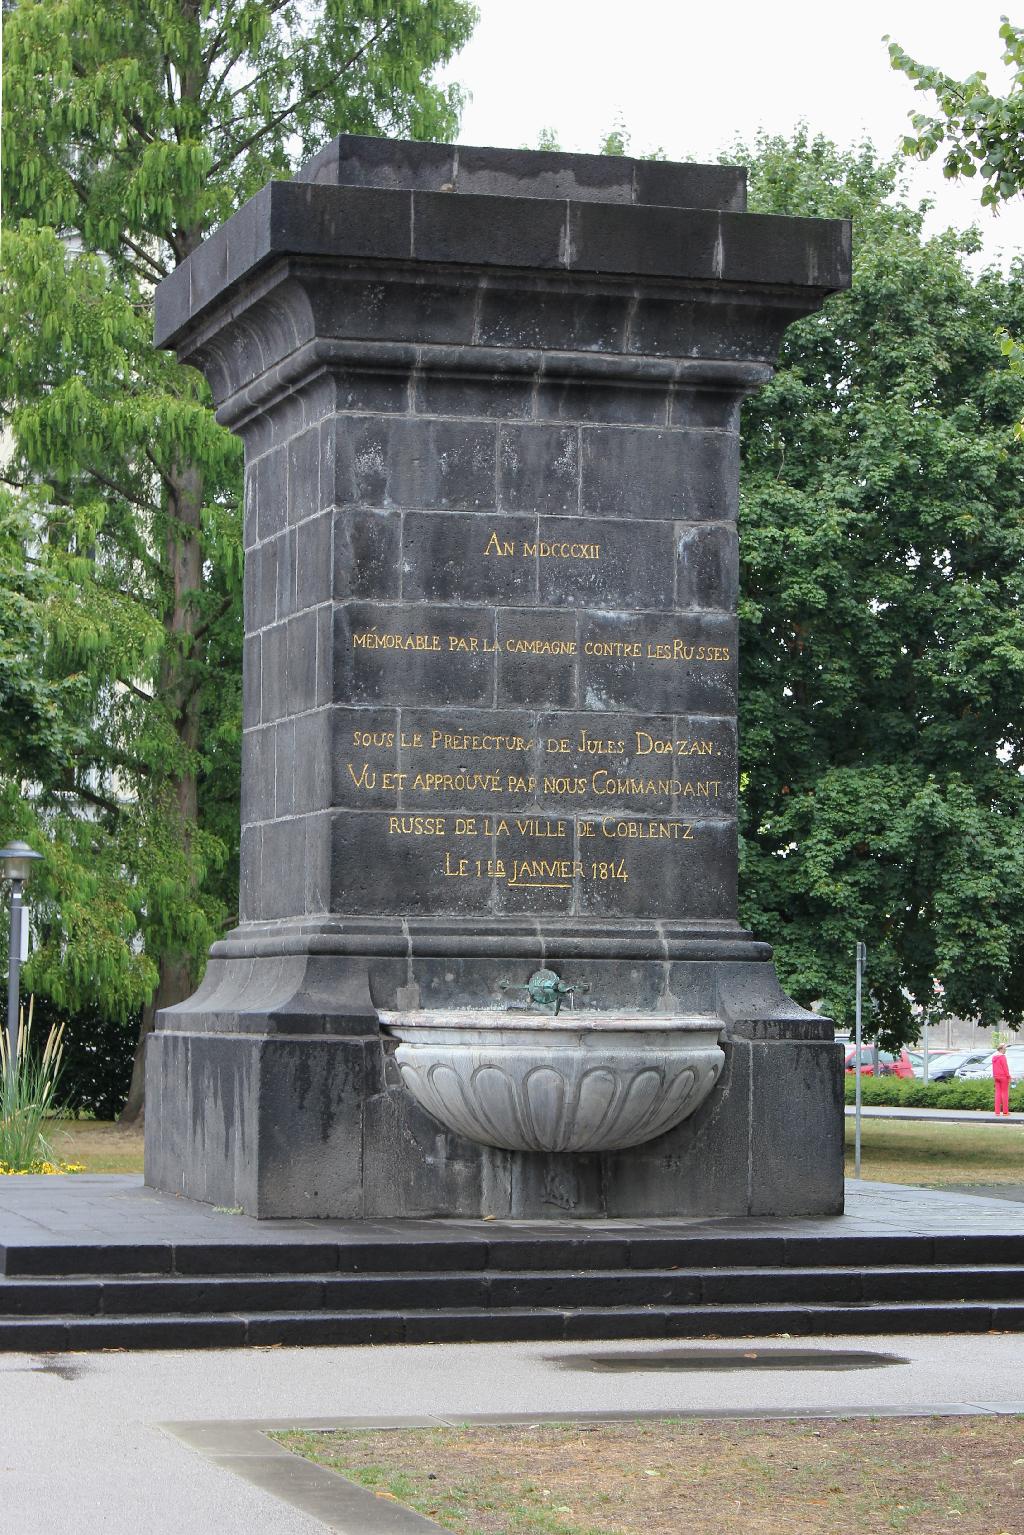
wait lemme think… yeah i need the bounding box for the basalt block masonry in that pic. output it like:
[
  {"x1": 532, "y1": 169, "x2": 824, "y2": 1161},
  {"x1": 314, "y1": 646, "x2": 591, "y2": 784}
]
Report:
[{"x1": 145, "y1": 137, "x2": 851, "y2": 1219}]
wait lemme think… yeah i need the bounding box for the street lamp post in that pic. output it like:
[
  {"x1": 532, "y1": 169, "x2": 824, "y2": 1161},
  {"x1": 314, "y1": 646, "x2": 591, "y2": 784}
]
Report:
[
  {"x1": 0, "y1": 842, "x2": 43, "y2": 1076},
  {"x1": 854, "y1": 941, "x2": 867, "y2": 1180}
]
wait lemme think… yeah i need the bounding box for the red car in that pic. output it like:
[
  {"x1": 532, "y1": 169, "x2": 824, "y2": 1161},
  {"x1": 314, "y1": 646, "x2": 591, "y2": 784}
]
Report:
[
  {"x1": 843, "y1": 1047, "x2": 898, "y2": 1076},
  {"x1": 892, "y1": 1049, "x2": 915, "y2": 1079}
]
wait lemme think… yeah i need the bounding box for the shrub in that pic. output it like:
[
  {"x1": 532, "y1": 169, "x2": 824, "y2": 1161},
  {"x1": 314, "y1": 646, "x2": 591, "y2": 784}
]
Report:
[
  {"x1": 28, "y1": 994, "x2": 137, "y2": 1120},
  {"x1": 843, "y1": 1073, "x2": 1024, "y2": 1111},
  {"x1": 844, "y1": 1074, "x2": 904, "y2": 1106}
]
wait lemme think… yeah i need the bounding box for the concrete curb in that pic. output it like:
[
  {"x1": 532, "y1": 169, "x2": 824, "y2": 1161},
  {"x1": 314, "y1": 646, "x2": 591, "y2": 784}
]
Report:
[
  {"x1": 161, "y1": 1418, "x2": 451, "y2": 1534},
  {"x1": 844, "y1": 1106, "x2": 1024, "y2": 1123}
]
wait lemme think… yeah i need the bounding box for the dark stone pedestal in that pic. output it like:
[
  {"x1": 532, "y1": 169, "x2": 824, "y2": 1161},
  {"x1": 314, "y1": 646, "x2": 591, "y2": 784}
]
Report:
[
  {"x1": 146, "y1": 137, "x2": 850, "y2": 1219},
  {"x1": 145, "y1": 930, "x2": 844, "y2": 1218}
]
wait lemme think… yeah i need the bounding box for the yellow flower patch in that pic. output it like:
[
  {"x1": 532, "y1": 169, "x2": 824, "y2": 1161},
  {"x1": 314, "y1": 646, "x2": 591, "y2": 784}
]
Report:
[{"x1": 0, "y1": 1160, "x2": 86, "y2": 1175}]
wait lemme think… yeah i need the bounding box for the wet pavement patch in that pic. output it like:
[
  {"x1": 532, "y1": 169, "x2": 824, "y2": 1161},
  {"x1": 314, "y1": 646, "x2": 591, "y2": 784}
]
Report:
[
  {"x1": 550, "y1": 1347, "x2": 908, "y2": 1372},
  {"x1": 0, "y1": 1354, "x2": 89, "y2": 1381}
]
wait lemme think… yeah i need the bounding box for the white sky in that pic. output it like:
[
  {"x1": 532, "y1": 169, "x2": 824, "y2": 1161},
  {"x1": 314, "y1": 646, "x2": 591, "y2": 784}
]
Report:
[{"x1": 441, "y1": 0, "x2": 1024, "y2": 264}]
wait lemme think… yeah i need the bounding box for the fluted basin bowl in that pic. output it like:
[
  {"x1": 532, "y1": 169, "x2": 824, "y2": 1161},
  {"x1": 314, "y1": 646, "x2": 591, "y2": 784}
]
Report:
[{"x1": 379, "y1": 1010, "x2": 725, "y2": 1154}]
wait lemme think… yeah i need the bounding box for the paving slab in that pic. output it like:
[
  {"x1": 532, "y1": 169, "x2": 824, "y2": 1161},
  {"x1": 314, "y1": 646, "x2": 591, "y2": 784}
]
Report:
[{"x1": 1, "y1": 1176, "x2": 1022, "y2": 1263}]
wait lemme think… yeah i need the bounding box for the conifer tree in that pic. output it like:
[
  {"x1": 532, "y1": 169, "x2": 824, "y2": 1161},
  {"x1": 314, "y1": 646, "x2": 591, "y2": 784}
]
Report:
[{"x1": 0, "y1": 0, "x2": 476, "y2": 1116}]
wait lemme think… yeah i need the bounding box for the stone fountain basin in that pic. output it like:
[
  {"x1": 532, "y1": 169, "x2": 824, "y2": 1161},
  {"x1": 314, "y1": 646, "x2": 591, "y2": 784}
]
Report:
[{"x1": 378, "y1": 1010, "x2": 725, "y2": 1155}]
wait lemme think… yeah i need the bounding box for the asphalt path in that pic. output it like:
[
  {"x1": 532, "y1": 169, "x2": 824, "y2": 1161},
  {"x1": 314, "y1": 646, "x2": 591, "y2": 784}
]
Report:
[
  {"x1": 2, "y1": 1331, "x2": 1024, "y2": 1535},
  {"x1": 845, "y1": 1104, "x2": 1024, "y2": 1123}
]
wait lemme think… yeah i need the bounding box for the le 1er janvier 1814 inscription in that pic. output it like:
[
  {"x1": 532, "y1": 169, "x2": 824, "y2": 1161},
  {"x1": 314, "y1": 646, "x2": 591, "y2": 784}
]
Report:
[{"x1": 381, "y1": 815, "x2": 697, "y2": 889}]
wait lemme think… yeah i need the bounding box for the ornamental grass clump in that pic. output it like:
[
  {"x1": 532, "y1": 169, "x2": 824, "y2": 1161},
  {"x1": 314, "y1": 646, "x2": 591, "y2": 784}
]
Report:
[{"x1": 0, "y1": 1000, "x2": 74, "y2": 1174}]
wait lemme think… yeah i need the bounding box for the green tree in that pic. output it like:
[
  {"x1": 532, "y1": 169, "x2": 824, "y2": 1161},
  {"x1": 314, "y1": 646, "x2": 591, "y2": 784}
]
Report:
[
  {"x1": 598, "y1": 114, "x2": 630, "y2": 157},
  {"x1": 888, "y1": 21, "x2": 1024, "y2": 413},
  {"x1": 887, "y1": 19, "x2": 1024, "y2": 206},
  {"x1": 733, "y1": 130, "x2": 1024, "y2": 1044},
  {"x1": 0, "y1": 0, "x2": 477, "y2": 1117},
  {"x1": 531, "y1": 120, "x2": 665, "y2": 160}
]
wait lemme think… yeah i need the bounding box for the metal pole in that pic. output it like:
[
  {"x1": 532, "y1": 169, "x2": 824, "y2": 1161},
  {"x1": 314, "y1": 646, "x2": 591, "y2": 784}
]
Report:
[
  {"x1": 854, "y1": 941, "x2": 865, "y2": 1179},
  {"x1": 6, "y1": 879, "x2": 23, "y2": 1086},
  {"x1": 923, "y1": 1016, "x2": 930, "y2": 1083}
]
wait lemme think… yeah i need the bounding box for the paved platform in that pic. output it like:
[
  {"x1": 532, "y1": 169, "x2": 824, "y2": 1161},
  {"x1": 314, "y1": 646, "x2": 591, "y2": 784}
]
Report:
[
  {"x1": 0, "y1": 1179, "x2": 1021, "y2": 1532},
  {"x1": 1, "y1": 1174, "x2": 1022, "y2": 1255},
  {"x1": 4, "y1": 1175, "x2": 1022, "y2": 1353}
]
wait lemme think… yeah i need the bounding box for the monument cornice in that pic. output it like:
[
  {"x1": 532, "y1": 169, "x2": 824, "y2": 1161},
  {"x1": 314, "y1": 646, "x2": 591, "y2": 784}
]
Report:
[
  {"x1": 208, "y1": 330, "x2": 777, "y2": 432},
  {"x1": 155, "y1": 179, "x2": 851, "y2": 355},
  {"x1": 170, "y1": 254, "x2": 831, "y2": 423}
]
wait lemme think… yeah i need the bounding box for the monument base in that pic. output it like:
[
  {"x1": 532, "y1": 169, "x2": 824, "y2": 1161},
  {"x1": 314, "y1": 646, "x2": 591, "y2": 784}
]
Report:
[{"x1": 144, "y1": 921, "x2": 843, "y2": 1220}]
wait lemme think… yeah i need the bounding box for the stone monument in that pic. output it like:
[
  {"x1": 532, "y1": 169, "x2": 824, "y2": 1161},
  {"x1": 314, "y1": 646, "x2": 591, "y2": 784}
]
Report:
[{"x1": 145, "y1": 137, "x2": 851, "y2": 1220}]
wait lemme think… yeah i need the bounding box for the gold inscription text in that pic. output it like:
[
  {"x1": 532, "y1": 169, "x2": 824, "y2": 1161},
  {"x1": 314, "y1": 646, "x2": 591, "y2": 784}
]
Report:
[{"x1": 484, "y1": 531, "x2": 601, "y2": 560}]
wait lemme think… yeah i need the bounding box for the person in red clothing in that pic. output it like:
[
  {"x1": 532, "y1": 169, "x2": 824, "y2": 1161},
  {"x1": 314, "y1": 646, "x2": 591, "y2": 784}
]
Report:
[{"x1": 992, "y1": 1045, "x2": 1011, "y2": 1116}]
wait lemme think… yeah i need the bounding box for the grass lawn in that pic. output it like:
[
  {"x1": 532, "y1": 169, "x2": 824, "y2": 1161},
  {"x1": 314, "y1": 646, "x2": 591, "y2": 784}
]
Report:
[
  {"x1": 844, "y1": 1117, "x2": 1024, "y2": 1186},
  {"x1": 29, "y1": 1116, "x2": 1024, "y2": 1185},
  {"x1": 277, "y1": 1416, "x2": 1024, "y2": 1535},
  {"x1": 45, "y1": 1118, "x2": 145, "y2": 1173}
]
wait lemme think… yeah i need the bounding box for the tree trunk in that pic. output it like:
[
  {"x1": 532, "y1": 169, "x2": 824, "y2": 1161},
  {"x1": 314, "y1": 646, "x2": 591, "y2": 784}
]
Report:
[
  {"x1": 120, "y1": 951, "x2": 195, "y2": 1124},
  {"x1": 120, "y1": 460, "x2": 205, "y2": 1124}
]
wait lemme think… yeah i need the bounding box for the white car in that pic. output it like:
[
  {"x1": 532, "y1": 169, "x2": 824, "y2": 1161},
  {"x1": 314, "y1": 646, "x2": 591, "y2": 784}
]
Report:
[{"x1": 955, "y1": 1047, "x2": 1024, "y2": 1081}]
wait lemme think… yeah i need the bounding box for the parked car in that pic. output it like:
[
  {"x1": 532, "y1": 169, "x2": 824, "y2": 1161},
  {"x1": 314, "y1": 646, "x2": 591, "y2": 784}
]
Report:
[
  {"x1": 843, "y1": 1047, "x2": 897, "y2": 1076},
  {"x1": 906, "y1": 1049, "x2": 942, "y2": 1078},
  {"x1": 913, "y1": 1049, "x2": 992, "y2": 1082},
  {"x1": 956, "y1": 1047, "x2": 1024, "y2": 1082},
  {"x1": 892, "y1": 1049, "x2": 915, "y2": 1079}
]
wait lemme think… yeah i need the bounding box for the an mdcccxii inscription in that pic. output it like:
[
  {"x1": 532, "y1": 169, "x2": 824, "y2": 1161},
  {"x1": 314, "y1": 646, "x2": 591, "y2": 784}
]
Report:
[{"x1": 330, "y1": 508, "x2": 738, "y2": 921}]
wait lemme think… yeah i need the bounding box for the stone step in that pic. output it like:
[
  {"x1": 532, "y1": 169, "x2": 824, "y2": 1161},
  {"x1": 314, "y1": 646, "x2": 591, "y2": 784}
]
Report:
[
  {"x1": 1, "y1": 1297, "x2": 1023, "y2": 1353},
  {"x1": 1, "y1": 1264, "x2": 1022, "y2": 1318},
  {"x1": 6, "y1": 1230, "x2": 1024, "y2": 1278}
]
